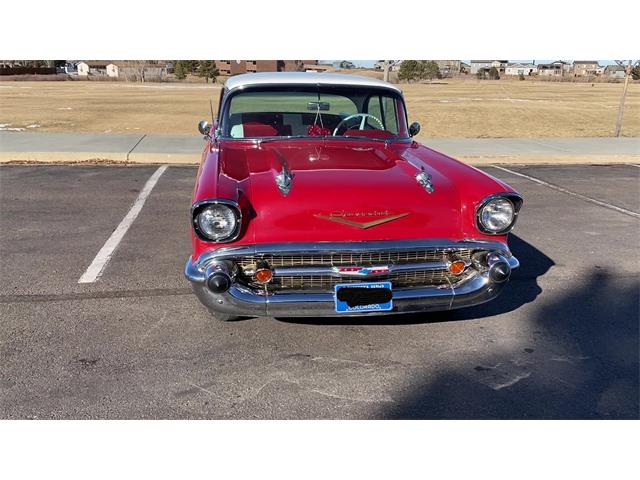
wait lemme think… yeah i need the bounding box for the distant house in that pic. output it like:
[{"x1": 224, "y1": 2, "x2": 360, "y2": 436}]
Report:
[
  {"x1": 77, "y1": 61, "x2": 110, "y2": 76},
  {"x1": 505, "y1": 63, "x2": 538, "y2": 76},
  {"x1": 77, "y1": 60, "x2": 170, "y2": 80},
  {"x1": 573, "y1": 61, "x2": 600, "y2": 77},
  {"x1": 460, "y1": 62, "x2": 470, "y2": 74},
  {"x1": 604, "y1": 65, "x2": 627, "y2": 79},
  {"x1": 470, "y1": 60, "x2": 508, "y2": 75},
  {"x1": 106, "y1": 64, "x2": 119, "y2": 77},
  {"x1": 537, "y1": 61, "x2": 571, "y2": 76},
  {"x1": 335, "y1": 60, "x2": 354, "y2": 69}
]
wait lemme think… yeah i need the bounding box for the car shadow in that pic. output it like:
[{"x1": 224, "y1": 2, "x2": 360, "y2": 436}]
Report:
[
  {"x1": 274, "y1": 234, "x2": 554, "y2": 326},
  {"x1": 380, "y1": 270, "x2": 640, "y2": 419}
]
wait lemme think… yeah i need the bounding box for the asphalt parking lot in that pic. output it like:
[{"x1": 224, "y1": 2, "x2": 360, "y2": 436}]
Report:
[{"x1": 1, "y1": 163, "x2": 638, "y2": 419}]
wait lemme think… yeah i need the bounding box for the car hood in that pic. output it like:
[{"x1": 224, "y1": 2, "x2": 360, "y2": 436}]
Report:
[{"x1": 219, "y1": 140, "x2": 467, "y2": 243}]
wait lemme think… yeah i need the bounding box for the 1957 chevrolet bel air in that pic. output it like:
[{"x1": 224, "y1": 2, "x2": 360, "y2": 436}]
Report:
[{"x1": 185, "y1": 72, "x2": 523, "y2": 321}]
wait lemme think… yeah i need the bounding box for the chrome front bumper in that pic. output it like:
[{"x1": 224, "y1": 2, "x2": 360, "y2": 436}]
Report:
[{"x1": 184, "y1": 239, "x2": 519, "y2": 318}]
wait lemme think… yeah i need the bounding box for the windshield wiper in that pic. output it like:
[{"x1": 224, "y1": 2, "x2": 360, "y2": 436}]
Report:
[
  {"x1": 336, "y1": 135, "x2": 389, "y2": 143},
  {"x1": 256, "y1": 135, "x2": 311, "y2": 143},
  {"x1": 255, "y1": 135, "x2": 401, "y2": 144}
]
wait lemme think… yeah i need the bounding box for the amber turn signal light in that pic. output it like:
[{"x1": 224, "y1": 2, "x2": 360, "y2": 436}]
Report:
[
  {"x1": 448, "y1": 260, "x2": 466, "y2": 275},
  {"x1": 255, "y1": 268, "x2": 273, "y2": 284}
]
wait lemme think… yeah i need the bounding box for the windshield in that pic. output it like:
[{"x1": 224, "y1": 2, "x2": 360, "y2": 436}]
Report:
[{"x1": 221, "y1": 85, "x2": 409, "y2": 140}]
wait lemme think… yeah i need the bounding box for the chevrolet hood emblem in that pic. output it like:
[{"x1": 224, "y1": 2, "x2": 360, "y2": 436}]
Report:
[{"x1": 314, "y1": 213, "x2": 409, "y2": 229}]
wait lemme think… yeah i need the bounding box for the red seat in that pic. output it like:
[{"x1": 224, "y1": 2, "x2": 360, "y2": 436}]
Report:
[{"x1": 242, "y1": 122, "x2": 279, "y2": 137}]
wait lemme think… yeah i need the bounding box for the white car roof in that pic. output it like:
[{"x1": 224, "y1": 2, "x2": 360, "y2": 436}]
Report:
[{"x1": 224, "y1": 72, "x2": 402, "y2": 94}]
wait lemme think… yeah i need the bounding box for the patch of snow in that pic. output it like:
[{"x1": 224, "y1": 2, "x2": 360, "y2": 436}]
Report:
[
  {"x1": 0, "y1": 123, "x2": 11, "y2": 128},
  {"x1": 26, "y1": 123, "x2": 40, "y2": 129},
  {"x1": 0, "y1": 127, "x2": 25, "y2": 131},
  {"x1": 56, "y1": 107, "x2": 73, "y2": 110}
]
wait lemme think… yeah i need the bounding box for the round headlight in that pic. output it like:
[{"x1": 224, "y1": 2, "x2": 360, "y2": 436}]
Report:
[
  {"x1": 195, "y1": 203, "x2": 239, "y2": 241},
  {"x1": 479, "y1": 197, "x2": 515, "y2": 233}
]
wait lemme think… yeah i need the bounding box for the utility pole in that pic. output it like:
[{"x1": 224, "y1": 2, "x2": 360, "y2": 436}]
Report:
[{"x1": 614, "y1": 60, "x2": 638, "y2": 137}]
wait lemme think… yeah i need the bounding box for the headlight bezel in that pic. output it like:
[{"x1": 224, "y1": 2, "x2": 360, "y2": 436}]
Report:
[
  {"x1": 192, "y1": 199, "x2": 242, "y2": 242},
  {"x1": 476, "y1": 193, "x2": 523, "y2": 235}
]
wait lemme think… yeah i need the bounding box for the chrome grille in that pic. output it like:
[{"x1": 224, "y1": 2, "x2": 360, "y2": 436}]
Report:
[
  {"x1": 270, "y1": 270, "x2": 458, "y2": 290},
  {"x1": 236, "y1": 249, "x2": 473, "y2": 269},
  {"x1": 234, "y1": 248, "x2": 480, "y2": 292}
]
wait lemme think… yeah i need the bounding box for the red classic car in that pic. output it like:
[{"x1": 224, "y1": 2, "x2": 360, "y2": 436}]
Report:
[{"x1": 185, "y1": 72, "x2": 522, "y2": 321}]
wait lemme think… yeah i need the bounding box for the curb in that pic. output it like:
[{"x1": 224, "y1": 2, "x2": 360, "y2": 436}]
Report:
[{"x1": 2, "y1": 152, "x2": 638, "y2": 166}]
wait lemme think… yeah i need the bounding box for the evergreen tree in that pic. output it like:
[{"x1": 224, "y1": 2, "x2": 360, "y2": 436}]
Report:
[
  {"x1": 198, "y1": 61, "x2": 219, "y2": 83},
  {"x1": 421, "y1": 61, "x2": 441, "y2": 80},
  {"x1": 398, "y1": 60, "x2": 422, "y2": 82},
  {"x1": 174, "y1": 60, "x2": 198, "y2": 80}
]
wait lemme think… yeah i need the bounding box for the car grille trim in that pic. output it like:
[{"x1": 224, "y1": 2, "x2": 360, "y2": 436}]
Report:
[
  {"x1": 236, "y1": 249, "x2": 473, "y2": 270},
  {"x1": 234, "y1": 248, "x2": 481, "y2": 292}
]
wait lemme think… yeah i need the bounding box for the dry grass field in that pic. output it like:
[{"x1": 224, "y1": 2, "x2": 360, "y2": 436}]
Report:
[{"x1": 1, "y1": 79, "x2": 638, "y2": 137}]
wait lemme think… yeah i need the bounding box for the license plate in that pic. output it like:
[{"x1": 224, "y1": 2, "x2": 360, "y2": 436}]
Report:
[{"x1": 334, "y1": 282, "x2": 393, "y2": 313}]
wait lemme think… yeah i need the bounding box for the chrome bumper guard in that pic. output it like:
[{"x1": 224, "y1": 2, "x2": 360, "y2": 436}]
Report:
[{"x1": 184, "y1": 239, "x2": 519, "y2": 317}]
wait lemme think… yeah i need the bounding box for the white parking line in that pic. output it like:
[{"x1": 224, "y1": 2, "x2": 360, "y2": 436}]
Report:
[
  {"x1": 491, "y1": 165, "x2": 640, "y2": 219},
  {"x1": 78, "y1": 165, "x2": 169, "y2": 283}
]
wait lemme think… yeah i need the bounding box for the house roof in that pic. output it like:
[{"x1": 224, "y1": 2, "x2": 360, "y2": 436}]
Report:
[
  {"x1": 470, "y1": 60, "x2": 508, "y2": 64},
  {"x1": 224, "y1": 72, "x2": 402, "y2": 93},
  {"x1": 538, "y1": 61, "x2": 569, "y2": 67},
  {"x1": 573, "y1": 61, "x2": 599, "y2": 65}
]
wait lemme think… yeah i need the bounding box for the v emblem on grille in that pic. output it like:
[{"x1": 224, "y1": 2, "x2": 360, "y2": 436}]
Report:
[{"x1": 314, "y1": 213, "x2": 409, "y2": 229}]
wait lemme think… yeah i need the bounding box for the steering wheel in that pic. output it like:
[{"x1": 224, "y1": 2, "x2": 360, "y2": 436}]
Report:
[{"x1": 333, "y1": 113, "x2": 384, "y2": 136}]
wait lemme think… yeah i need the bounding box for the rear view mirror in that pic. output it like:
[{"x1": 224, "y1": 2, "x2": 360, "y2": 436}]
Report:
[
  {"x1": 307, "y1": 102, "x2": 330, "y2": 111},
  {"x1": 409, "y1": 122, "x2": 421, "y2": 137},
  {"x1": 198, "y1": 120, "x2": 211, "y2": 137}
]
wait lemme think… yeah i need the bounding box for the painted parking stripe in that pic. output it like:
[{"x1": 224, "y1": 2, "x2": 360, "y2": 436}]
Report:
[
  {"x1": 629, "y1": 164, "x2": 640, "y2": 168},
  {"x1": 78, "y1": 165, "x2": 169, "y2": 283},
  {"x1": 491, "y1": 165, "x2": 640, "y2": 219}
]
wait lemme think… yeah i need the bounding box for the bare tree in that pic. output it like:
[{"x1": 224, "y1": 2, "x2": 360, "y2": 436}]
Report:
[
  {"x1": 614, "y1": 60, "x2": 639, "y2": 137},
  {"x1": 380, "y1": 60, "x2": 396, "y2": 82}
]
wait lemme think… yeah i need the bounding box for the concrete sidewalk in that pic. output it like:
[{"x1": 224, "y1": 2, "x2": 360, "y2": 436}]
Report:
[{"x1": 1, "y1": 132, "x2": 638, "y2": 165}]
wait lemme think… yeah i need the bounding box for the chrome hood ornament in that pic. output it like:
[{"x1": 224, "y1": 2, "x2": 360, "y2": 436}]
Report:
[
  {"x1": 273, "y1": 156, "x2": 294, "y2": 196},
  {"x1": 415, "y1": 169, "x2": 435, "y2": 194}
]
